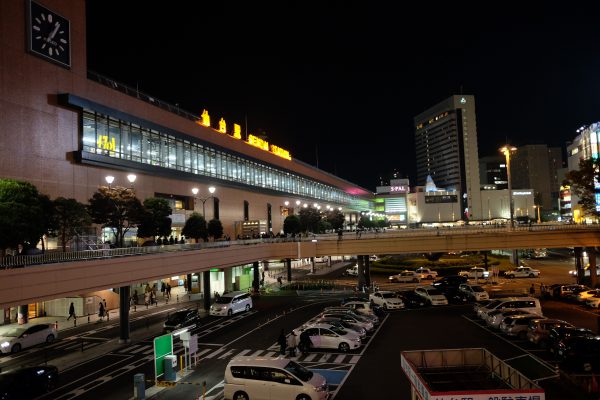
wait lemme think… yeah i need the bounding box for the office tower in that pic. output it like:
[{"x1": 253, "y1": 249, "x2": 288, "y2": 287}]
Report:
[
  {"x1": 479, "y1": 155, "x2": 508, "y2": 190},
  {"x1": 414, "y1": 95, "x2": 482, "y2": 220}
]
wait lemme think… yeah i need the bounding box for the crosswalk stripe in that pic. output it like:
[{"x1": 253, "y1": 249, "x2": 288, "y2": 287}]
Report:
[
  {"x1": 248, "y1": 350, "x2": 264, "y2": 357},
  {"x1": 334, "y1": 354, "x2": 346, "y2": 363},
  {"x1": 303, "y1": 354, "x2": 318, "y2": 361},
  {"x1": 205, "y1": 347, "x2": 229, "y2": 359},
  {"x1": 264, "y1": 351, "x2": 278, "y2": 358},
  {"x1": 130, "y1": 345, "x2": 150, "y2": 354},
  {"x1": 349, "y1": 355, "x2": 360, "y2": 364},
  {"x1": 234, "y1": 349, "x2": 252, "y2": 358},
  {"x1": 197, "y1": 348, "x2": 213, "y2": 357}
]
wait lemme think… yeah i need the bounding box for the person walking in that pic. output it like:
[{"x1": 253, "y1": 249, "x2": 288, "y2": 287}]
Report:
[
  {"x1": 166, "y1": 283, "x2": 172, "y2": 299},
  {"x1": 287, "y1": 331, "x2": 298, "y2": 357},
  {"x1": 299, "y1": 330, "x2": 312, "y2": 355},
  {"x1": 278, "y1": 329, "x2": 287, "y2": 355},
  {"x1": 67, "y1": 302, "x2": 76, "y2": 321},
  {"x1": 98, "y1": 302, "x2": 105, "y2": 321},
  {"x1": 529, "y1": 284, "x2": 535, "y2": 297}
]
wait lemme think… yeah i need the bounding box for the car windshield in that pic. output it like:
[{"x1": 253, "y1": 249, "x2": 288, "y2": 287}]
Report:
[
  {"x1": 2, "y1": 327, "x2": 26, "y2": 337},
  {"x1": 382, "y1": 293, "x2": 396, "y2": 299},
  {"x1": 215, "y1": 297, "x2": 233, "y2": 304},
  {"x1": 284, "y1": 360, "x2": 313, "y2": 382},
  {"x1": 167, "y1": 312, "x2": 188, "y2": 323},
  {"x1": 426, "y1": 289, "x2": 443, "y2": 296},
  {"x1": 329, "y1": 326, "x2": 346, "y2": 335},
  {"x1": 485, "y1": 300, "x2": 502, "y2": 309},
  {"x1": 471, "y1": 286, "x2": 485, "y2": 292}
]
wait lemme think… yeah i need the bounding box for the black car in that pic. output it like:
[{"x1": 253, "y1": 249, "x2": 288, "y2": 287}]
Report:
[
  {"x1": 396, "y1": 290, "x2": 427, "y2": 308},
  {"x1": 548, "y1": 327, "x2": 594, "y2": 354},
  {"x1": 163, "y1": 309, "x2": 200, "y2": 333},
  {"x1": 442, "y1": 287, "x2": 470, "y2": 304},
  {"x1": 432, "y1": 275, "x2": 468, "y2": 290},
  {"x1": 557, "y1": 336, "x2": 600, "y2": 371},
  {"x1": 0, "y1": 365, "x2": 59, "y2": 400}
]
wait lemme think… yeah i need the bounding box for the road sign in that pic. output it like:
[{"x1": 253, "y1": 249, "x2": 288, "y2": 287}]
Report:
[{"x1": 154, "y1": 334, "x2": 173, "y2": 380}]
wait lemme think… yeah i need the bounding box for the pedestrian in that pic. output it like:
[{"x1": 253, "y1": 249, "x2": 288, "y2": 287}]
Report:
[
  {"x1": 529, "y1": 284, "x2": 535, "y2": 297},
  {"x1": 67, "y1": 302, "x2": 76, "y2": 320},
  {"x1": 277, "y1": 276, "x2": 283, "y2": 287},
  {"x1": 338, "y1": 229, "x2": 343, "y2": 241},
  {"x1": 161, "y1": 282, "x2": 166, "y2": 296},
  {"x1": 214, "y1": 291, "x2": 221, "y2": 301},
  {"x1": 287, "y1": 331, "x2": 298, "y2": 357},
  {"x1": 299, "y1": 330, "x2": 312, "y2": 354},
  {"x1": 278, "y1": 329, "x2": 287, "y2": 355},
  {"x1": 98, "y1": 302, "x2": 105, "y2": 321},
  {"x1": 166, "y1": 283, "x2": 172, "y2": 299},
  {"x1": 133, "y1": 289, "x2": 138, "y2": 304},
  {"x1": 150, "y1": 291, "x2": 156, "y2": 305},
  {"x1": 540, "y1": 283, "x2": 546, "y2": 299}
]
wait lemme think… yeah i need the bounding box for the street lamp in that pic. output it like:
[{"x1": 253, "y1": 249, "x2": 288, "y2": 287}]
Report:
[
  {"x1": 191, "y1": 186, "x2": 216, "y2": 217},
  {"x1": 105, "y1": 175, "x2": 115, "y2": 187},
  {"x1": 499, "y1": 145, "x2": 517, "y2": 228},
  {"x1": 534, "y1": 205, "x2": 542, "y2": 224}
]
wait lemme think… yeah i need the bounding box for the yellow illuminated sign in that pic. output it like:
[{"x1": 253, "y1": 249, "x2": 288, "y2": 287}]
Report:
[
  {"x1": 200, "y1": 109, "x2": 210, "y2": 127},
  {"x1": 270, "y1": 144, "x2": 291, "y2": 160},
  {"x1": 247, "y1": 134, "x2": 291, "y2": 160},
  {"x1": 219, "y1": 118, "x2": 227, "y2": 133},
  {"x1": 97, "y1": 135, "x2": 116, "y2": 151},
  {"x1": 233, "y1": 124, "x2": 242, "y2": 139}
]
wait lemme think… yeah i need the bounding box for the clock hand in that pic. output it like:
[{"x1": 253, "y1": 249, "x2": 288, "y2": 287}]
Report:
[{"x1": 48, "y1": 22, "x2": 61, "y2": 42}]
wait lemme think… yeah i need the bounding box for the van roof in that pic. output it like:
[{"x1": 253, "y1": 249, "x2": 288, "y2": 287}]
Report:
[
  {"x1": 228, "y1": 357, "x2": 290, "y2": 367},
  {"x1": 220, "y1": 291, "x2": 248, "y2": 298}
]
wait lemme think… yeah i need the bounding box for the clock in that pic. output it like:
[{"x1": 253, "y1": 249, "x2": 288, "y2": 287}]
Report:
[{"x1": 27, "y1": 0, "x2": 71, "y2": 68}]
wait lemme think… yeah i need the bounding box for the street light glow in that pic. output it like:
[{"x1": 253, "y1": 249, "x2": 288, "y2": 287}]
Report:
[
  {"x1": 105, "y1": 175, "x2": 115, "y2": 185},
  {"x1": 191, "y1": 187, "x2": 199, "y2": 195},
  {"x1": 295, "y1": 200, "x2": 301, "y2": 206},
  {"x1": 284, "y1": 201, "x2": 289, "y2": 206},
  {"x1": 208, "y1": 186, "x2": 216, "y2": 194},
  {"x1": 127, "y1": 174, "x2": 137, "y2": 184}
]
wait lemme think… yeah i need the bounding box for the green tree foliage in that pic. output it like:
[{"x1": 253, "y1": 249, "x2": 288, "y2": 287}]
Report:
[
  {"x1": 0, "y1": 179, "x2": 46, "y2": 254},
  {"x1": 182, "y1": 212, "x2": 207, "y2": 242},
  {"x1": 299, "y1": 208, "x2": 322, "y2": 233},
  {"x1": 137, "y1": 197, "x2": 173, "y2": 241},
  {"x1": 325, "y1": 209, "x2": 345, "y2": 231},
  {"x1": 283, "y1": 215, "x2": 301, "y2": 235},
  {"x1": 37, "y1": 193, "x2": 55, "y2": 252},
  {"x1": 357, "y1": 216, "x2": 375, "y2": 230},
  {"x1": 88, "y1": 186, "x2": 144, "y2": 247},
  {"x1": 376, "y1": 218, "x2": 390, "y2": 228},
  {"x1": 52, "y1": 197, "x2": 92, "y2": 252},
  {"x1": 566, "y1": 158, "x2": 600, "y2": 219},
  {"x1": 207, "y1": 219, "x2": 224, "y2": 240},
  {"x1": 318, "y1": 219, "x2": 332, "y2": 233}
]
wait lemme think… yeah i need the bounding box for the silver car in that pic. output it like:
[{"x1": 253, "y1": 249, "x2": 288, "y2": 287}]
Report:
[
  {"x1": 499, "y1": 315, "x2": 544, "y2": 339},
  {"x1": 318, "y1": 312, "x2": 375, "y2": 332}
]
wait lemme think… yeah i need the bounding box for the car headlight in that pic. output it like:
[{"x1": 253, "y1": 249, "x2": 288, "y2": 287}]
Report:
[
  {"x1": 353, "y1": 338, "x2": 361, "y2": 342},
  {"x1": 1, "y1": 341, "x2": 9, "y2": 348},
  {"x1": 314, "y1": 383, "x2": 328, "y2": 392}
]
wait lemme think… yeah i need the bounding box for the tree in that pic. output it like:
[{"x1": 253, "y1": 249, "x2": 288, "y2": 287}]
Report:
[
  {"x1": 37, "y1": 193, "x2": 55, "y2": 252},
  {"x1": 137, "y1": 197, "x2": 173, "y2": 241},
  {"x1": 376, "y1": 218, "x2": 390, "y2": 228},
  {"x1": 88, "y1": 186, "x2": 144, "y2": 247},
  {"x1": 566, "y1": 157, "x2": 600, "y2": 219},
  {"x1": 182, "y1": 212, "x2": 207, "y2": 242},
  {"x1": 299, "y1": 208, "x2": 321, "y2": 233},
  {"x1": 325, "y1": 209, "x2": 345, "y2": 231},
  {"x1": 0, "y1": 179, "x2": 46, "y2": 255},
  {"x1": 207, "y1": 219, "x2": 224, "y2": 240},
  {"x1": 318, "y1": 219, "x2": 332, "y2": 233},
  {"x1": 283, "y1": 215, "x2": 301, "y2": 235},
  {"x1": 358, "y1": 216, "x2": 374, "y2": 230},
  {"x1": 52, "y1": 197, "x2": 92, "y2": 252}
]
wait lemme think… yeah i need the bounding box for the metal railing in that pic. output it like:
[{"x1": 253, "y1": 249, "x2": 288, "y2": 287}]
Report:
[{"x1": 1, "y1": 223, "x2": 599, "y2": 269}]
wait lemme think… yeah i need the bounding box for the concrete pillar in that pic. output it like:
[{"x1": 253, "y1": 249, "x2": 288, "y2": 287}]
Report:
[
  {"x1": 203, "y1": 271, "x2": 211, "y2": 311},
  {"x1": 186, "y1": 273, "x2": 192, "y2": 292},
  {"x1": 17, "y1": 305, "x2": 28, "y2": 324},
  {"x1": 224, "y1": 267, "x2": 233, "y2": 293},
  {"x1": 253, "y1": 261, "x2": 260, "y2": 293},
  {"x1": 364, "y1": 256, "x2": 371, "y2": 287},
  {"x1": 357, "y1": 256, "x2": 365, "y2": 289},
  {"x1": 286, "y1": 258, "x2": 292, "y2": 282},
  {"x1": 588, "y1": 248, "x2": 597, "y2": 288},
  {"x1": 575, "y1": 247, "x2": 583, "y2": 285},
  {"x1": 311, "y1": 257, "x2": 316, "y2": 274},
  {"x1": 119, "y1": 286, "x2": 130, "y2": 343}
]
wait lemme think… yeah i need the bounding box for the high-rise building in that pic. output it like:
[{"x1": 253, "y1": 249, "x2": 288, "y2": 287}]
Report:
[
  {"x1": 414, "y1": 95, "x2": 482, "y2": 220},
  {"x1": 479, "y1": 155, "x2": 508, "y2": 190},
  {"x1": 510, "y1": 144, "x2": 563, "y2": 210}
]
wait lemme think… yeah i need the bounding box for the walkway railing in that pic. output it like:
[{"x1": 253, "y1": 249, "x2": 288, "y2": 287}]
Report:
[{"x1": 1, "y1": 223, "x2": 598, "y2": 269}]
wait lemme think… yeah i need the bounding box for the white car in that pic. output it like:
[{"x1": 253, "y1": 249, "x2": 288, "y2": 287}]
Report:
[
  {"x1": 458, "y1": 267, "x2": 489, "y2": 279},
  {"x1": 569, "y1": 265, "x2": 600, "y2": 277},
  {"x1": 414, "y1": 267, "x2": 438, "y2": 280},
  {"x1": 317, "y1": 312, "x2": 374, "y2": 332},
  {"x1": 292, "y1": 324, "x2": 362, "y2": 352},
  {"x1": 586, "y1": 295, "x2": 600, "y2": 308},
  {"x1": 505, "y1": 266, "x2": 540, "y2": 278},
  {"x1": 338, "y1": 301, "x2": 376, "y2": 316},
  {"x1": 369, "y1": 291, "x2": 405, "y2": 310},
  {"x1": 344, "y1": 265, "x2": 359, "y2": 276},
  {"x1": 458, "y1": 284, "x2": 489, "y2": 301},
  {"x1": 575, "y1": 289, "x2": 600, "y2": 303},
  {"x1": 0, "y1": 323, "x2": 58, "y2": 354},
  {"x1": 485, "y1": 309, "x2": 534, "y2": 329},
  {"x1": 389, "y1": 271, "x2": 421, "y2": 283},
  {"x1": 414, "y1": 286, "x2": 448, "y2": 306}
]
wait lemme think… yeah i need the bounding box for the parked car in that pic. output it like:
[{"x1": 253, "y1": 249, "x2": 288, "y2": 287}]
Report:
[
  {"x1": 585, "y1": 294, "x2": 600, "y2": 308},
  {"x1": 322, "y1": 307, "x2": 379, "y2": 325},
  {"x1": 526, "y1": 319, "x2": 574, "y2": 348},
  {"x1": 414, "y1": 286, "x2": 448, "y2": 306},
  {"x1": 210, "y1": 291, "x2": 253, "y2": 316},
  {"x1": 163, "y1": 308, "x2": 200, "y2": 333},
  {"x1": 369, "y1": 291, "x2": 405, "y2": 310},
  {"x1": 388, "y1": 270, "x2": 421, "y2": 283},
  {"x1": 432, "y1": 275, "x2": 468, "y2": 291},
  {"x1": 458, "y1": 284, "x2": 490, "y2": 301},
  {"x1": 575, "y1": 289, "x2": 600, "y2": 303},
  {"x1": 338, "y1": 301, "x2": 375, "y2": 316},
  {"x1": 396, "y1": 290, "x2": 428, "y2": 308},
  {"x1": 458, "y1": 267, "x2": 490, "y2": 279},
  {"x1": 340, "y1": 296, "x2": 369, "y2": 306},
  {"x1": 224, "y1": 358, "x2": 329, "y2": 400},
  {"x1": 414, "y1": 267, "x2": 438, "y2": 280},
  {"x1": 557, "y1": 336, "x2": 600, "y2": 371},
  {"x1": 0, "y1": 365, "x2": 59, "y2": 399},
  {"x1": 569, "y1": 265, "x2": 600, "y2": 277},
  {"x1": 473, "y1": 299, "x2": 494, "y2": 315},
  {"x1": 316, "y1": 312, "x2": 374, "y2": 332},
  {"x1": 344, "y1": 265, "x2": 359, "y2": 276},
  {"x1": 315, "y1": 317, "x2": 367, "y2": 339},
  {"x1": 499, "y1": 315, "x2": 545, "y2": 339},
  {"x1": 547, "y1": 326, "x2": 594, "y2": 354},
  {"x1": 0, "y1": 324, "x2": 58, "y2": 354},
  {"x1": 292, "y1": 325, "x2": 362, "y2": 352},
  {"x1": 552, "y1": 284, "x2": 590, "y2": 300},
  {"x1": 486, "y1": 309, "x2": 534, "y2": 329},
  {"x1": 477, "y1": 297, "x2": 542, "y2": 321},
  {"x1": 505, "y1": 266, "x2": 540, "y2": 278}
]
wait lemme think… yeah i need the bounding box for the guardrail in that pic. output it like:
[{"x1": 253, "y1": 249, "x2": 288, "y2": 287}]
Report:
[{"x1": 1, "y1": 223, "x2": 598, "y2": 269}]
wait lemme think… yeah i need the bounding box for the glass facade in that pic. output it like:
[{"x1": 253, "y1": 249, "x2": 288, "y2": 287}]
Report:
[{"x1": 82, "y1": 109, "x2": 355, "y2": 204}]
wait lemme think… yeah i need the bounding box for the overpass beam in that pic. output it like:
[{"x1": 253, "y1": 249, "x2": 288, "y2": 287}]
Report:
[
  {"x1": 253, "y1": 261, "x2": 260, "y2": 293},
  {"x1": 588, "y1": 248, "x2": 597, "y2": 288},
  {"x1": 575, "y1": 247, "x2": 583, "y2": 285},
  {"x1": 119, "y1": 286, "x2": 130, "y2": 343},
  {"x1": 203, "y1": 271, "x2": 211, "y2": 311},
  {"x1": 286, "y1": 258, "x2": 292, "y2": 282}
]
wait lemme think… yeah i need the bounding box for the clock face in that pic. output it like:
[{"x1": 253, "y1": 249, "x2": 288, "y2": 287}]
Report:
[{"x1": 27, "y1": 0, "x2": 71, "y2": 68}]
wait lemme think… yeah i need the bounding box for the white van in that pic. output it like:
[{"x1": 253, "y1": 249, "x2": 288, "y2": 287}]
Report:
[
  {"x1": 224, "y1": 357, "x2": 329, "y2": 400},
  {"x1": 210, "y1": 291, "x2": 253, "y2": 317},
  {"x1": 478, "y1": 297, "x2": 542, "y2": 320}
]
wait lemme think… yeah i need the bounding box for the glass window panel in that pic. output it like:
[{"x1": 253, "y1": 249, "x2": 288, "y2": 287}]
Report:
[
  {"x1": 82, "y1": 111, "x2": 96, "y2": 153},
  {"x1": 108, "y1": 117, "x2": 120, "y2": 158},
  {"x1": 183, "y1": 141, "x2": 191, "y2": 172},
  {"x1": 96, "y1": 114, "x2": 108, "y2": 155},
  {"x1": 131, "y1": 124, "x2": 141, "y2": 162},
  {"x1": 120, "y1": 122, "x2": 130, "y2": 160}
]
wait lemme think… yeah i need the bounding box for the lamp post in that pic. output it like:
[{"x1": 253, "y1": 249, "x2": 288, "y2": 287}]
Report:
[
  {"x1": 534, "y1": 205, "x2": 542, "y2": 224},
  {"x1": 500, "y1": 145, "x2": 517, "y2": 228},
  {"x1": 191, "y1": 186, "x2": 216, "y2": 218}
]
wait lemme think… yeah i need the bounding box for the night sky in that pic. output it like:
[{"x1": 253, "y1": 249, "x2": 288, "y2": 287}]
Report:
[{"x1": 86, "y1": 2, "x2": 600, "y2": 192}]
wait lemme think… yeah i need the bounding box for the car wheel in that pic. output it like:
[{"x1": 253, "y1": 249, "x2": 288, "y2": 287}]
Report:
[
  {"x1": 507, "y1": 275, "x2": 514, "y2": 279},
  {"x1": 529, "y1": 273, "x2": 535, "y2": 278},
  {"x1": 583, "y1": 362, "x2": 593, "y2": 372},
  {"x1": 46, "y1": 334, "x2": 55, "y2": 343},
  {"x1": 233, "y1": 391, "x2": 249, "y2": 400},
  {"x1": 296, "y1": 395, "x2": 312, "y2": 400},
  {"x1": 245, "y1": 304, "x2": 250, "y2": 312},
  {"x1": 227, "y1": 309, "x2": 233, "y2": 317},
  {"x1": 11, "y1": 343, "x2": 21, "y2": 353},
  {"x1": 45, "y1": 378, "x2": 57, "y2": 392},
  {"x1": 338, "y1": 342, "x2": 350, "y2": 352}
]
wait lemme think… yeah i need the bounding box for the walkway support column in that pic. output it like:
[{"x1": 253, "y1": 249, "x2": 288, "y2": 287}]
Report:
[
  {"x1": 311, "y1": 257, "x2": 316, "y2": 274},
  {"x1": 186, "y1": 273, "x2": 192, "y2": 292},
  {"x1": 364, "y1": 255, "x2": 371, "y2": 288},
  {"x1": 203, "y1": 271, "x2": 211, "y2": 311},
  {"x1": 253, "y1": 261, "x2": 260, "y2": 293},
  {"x1": 588, "y1": 247, "x2": 597, "y2": 288},
  {"x1": 224, "y1": 267, "x2": 233, "y2": 292},
  {"x1": 119, "y1": 286, "x2": 130, "y2": 343},
  {"x1": 357, "y1": 256, "x2": 365, "y2": 290},
  {"x1": 286, "y1": 258, "x2": 292, "y2": 282},
  {"x1": 575, "y1": 247, "x2": 583, "y2": 285}
]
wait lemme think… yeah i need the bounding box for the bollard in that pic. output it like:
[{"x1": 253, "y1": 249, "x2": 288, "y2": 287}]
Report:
[
  {"x1": 177, "y1": 294, "x2": 179, "y2": 303},
  {"x1": 107, "y1": 310, "x2": 110, "y2": 321},
  {"x1": 74, "y1": 317, "x2": 77, "y2": 327},
  {"x1": 133, "y1": 373, "x2": 145, "y2": 400},
  {"x1": 180, "y1": 355, "x2": 184, "y2": 373},
  {"x1": 202, "y1": 381, "x2": 207, "y2": 400},
  {"x1": 87, "y1": 314, "x2": 90, "y2": 324},
  {"x1": 55, "y1": 321, "x2": 58, "y2": 330}
]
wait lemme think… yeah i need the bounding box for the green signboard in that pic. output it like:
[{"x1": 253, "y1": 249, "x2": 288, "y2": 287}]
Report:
[{"x1": 154, "y1": 334, "x2": 173, "y2": 380}]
